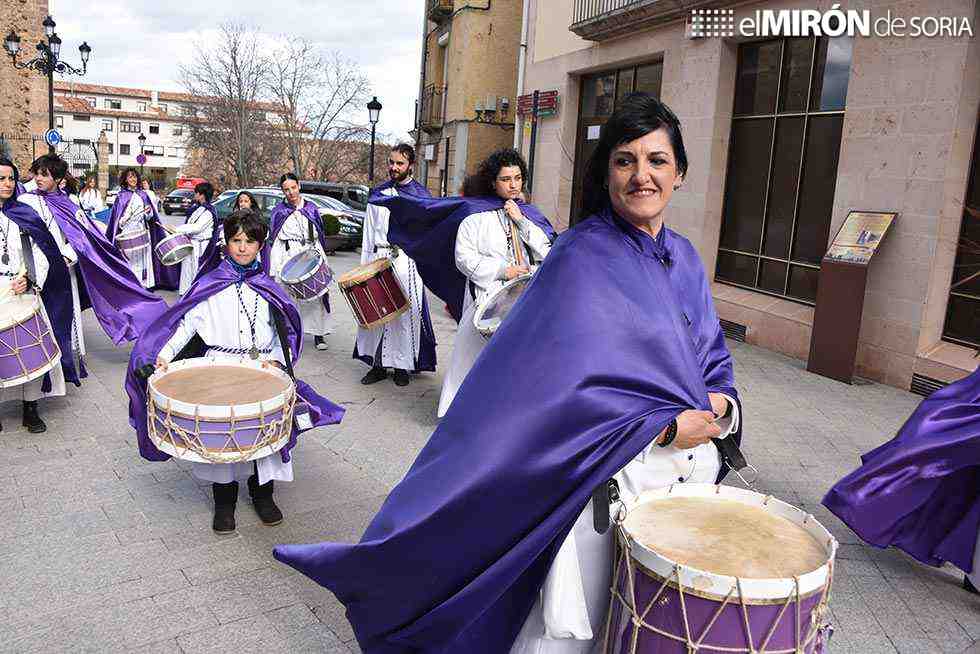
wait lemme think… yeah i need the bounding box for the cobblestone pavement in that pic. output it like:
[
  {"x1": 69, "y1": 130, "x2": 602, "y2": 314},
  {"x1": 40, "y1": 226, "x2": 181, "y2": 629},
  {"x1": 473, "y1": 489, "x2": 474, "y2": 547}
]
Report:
[{"x1": 0, "y1": 250, "x2": 976, "y2": 653}]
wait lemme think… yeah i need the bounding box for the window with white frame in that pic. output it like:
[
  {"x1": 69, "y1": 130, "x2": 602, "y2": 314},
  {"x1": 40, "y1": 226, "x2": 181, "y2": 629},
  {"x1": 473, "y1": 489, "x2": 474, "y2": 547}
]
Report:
[
  {"x1": 55, "y1": 116, "x2": 64, "y2": 128},
  {"x1": 101, "y1": 119, "x2": 113, "y2": 132},
  {"x1": 105, "y1": 99, "x2": 121, "y2": 110},
  {"x1": 173, "y1": 125, "x2": 183, "y2": 136},
  {"x1": 137, "y1": 101, "x2": 147, "y2": 112},
  {"x1": 149, "y1": 124, "x2": 160, "y2": 135},
  {"x1": 86, "y1": 97, "x2": 96, "y2": 108},
  {"x1": 120, "y1": 121, "x2": 141, "y2": 133}
]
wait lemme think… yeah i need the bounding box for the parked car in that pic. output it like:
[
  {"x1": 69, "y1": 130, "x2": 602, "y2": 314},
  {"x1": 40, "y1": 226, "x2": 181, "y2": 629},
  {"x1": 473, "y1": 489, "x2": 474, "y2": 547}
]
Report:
[
  {"x1": 299, "y1": 181, "x2": 370, "y2": 212},
  {"x1": 162, "y1": 189, "x2": 195, "y2": 215}
]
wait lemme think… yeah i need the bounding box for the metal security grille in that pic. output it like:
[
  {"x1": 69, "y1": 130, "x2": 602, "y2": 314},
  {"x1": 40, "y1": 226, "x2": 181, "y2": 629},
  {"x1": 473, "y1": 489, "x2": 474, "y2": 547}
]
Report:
[
  {"x1": 909, "y1": 373, "x2": 948, "y2": 398},
  {"x1": 719, "y1": 319, "x2": 747, "y2": 342}
]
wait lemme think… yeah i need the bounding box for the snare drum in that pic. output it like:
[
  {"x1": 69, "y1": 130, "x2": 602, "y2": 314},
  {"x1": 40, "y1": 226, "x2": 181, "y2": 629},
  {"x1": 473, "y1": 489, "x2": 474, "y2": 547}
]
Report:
[
  {"x1": 155, "y1": 233, "x2": 194, "y2": 266},
  {"x1": 116, "y1": 228, "x2": 151, "y2": 253},
  {"x1": 337, "y1": 258, "x2": 409, "y2": 329},
  {"x1": 473, "y1": 273, "x2": 532, "y2": 339},
  {"x1": 280, "y1": 247, "x2": 333, "y2": 302},
  {"x1": 147, "y1": 358, "x2": 296, "y2": 464},
  {"x1": 603, "y1": 484, "x2": 837, "y2": 654},
  {"x1": 0, "y1": 289, "x2": 61, "y2": 388}
]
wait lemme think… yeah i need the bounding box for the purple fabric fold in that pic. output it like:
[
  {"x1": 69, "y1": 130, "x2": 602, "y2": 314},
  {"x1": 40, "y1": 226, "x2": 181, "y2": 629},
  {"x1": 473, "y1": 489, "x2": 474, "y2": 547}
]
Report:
[
  {"x1": 107, "y1": 189, "x2": 180, "y2": 291},
  {"x1": 823, "y1": 366, "x2": 980, "y2": 571},
  {"x1": 126, "y1": 258, "x2": 345, "y2": 463},
  {"x1": 32, "y1": 190, "x2": 169, "y2": 344},
  {"x1": 273, "y1": 206, "x2": 740, "y2": 652}
]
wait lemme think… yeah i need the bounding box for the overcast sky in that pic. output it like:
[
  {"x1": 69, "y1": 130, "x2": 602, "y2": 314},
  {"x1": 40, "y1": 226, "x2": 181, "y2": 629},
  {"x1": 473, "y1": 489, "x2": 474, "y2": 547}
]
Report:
[{"x1": 48, "y1": 1, "x2": 425, "y2": 141}]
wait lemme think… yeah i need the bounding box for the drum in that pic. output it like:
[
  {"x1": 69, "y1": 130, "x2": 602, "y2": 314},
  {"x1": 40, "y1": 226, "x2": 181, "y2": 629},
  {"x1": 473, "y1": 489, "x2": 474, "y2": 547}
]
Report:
[
  {"x1": 603, "y1": 484, "x2": 836, "y2": 654},
  {"x1": 473, "y1": 273, "x2": 532, "y2": 339},
  {"x1": 337, "y1": 258, "x2": 409, "y2": 329},
  {"x1": 280, "y1": 247, "x2": 333, "y2": 302},
  {"x1": 116, "y1": 228, "x2": 150, "y2": 253},
  {"x1": 0, "y1": 290, "x2": 61, "y2": 388},
  {"x1": 146, "y1": 358, "x2": 297, "y2": 464},
  {"x1": 155, "y1": 233, "x2": 194, "y2": 266}
]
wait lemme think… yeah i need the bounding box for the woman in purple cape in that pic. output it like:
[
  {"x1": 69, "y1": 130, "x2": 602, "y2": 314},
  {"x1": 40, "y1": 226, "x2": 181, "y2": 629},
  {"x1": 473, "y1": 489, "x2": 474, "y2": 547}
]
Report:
[
  {"x1": 126, "y1": 210, "x2": 345, "y2": 534},
  {"x1": 824, "y1": 365, "x2": 980, "y2": 594},
  {"x1": 273, "y1": 94, "x2": 743, "y2": 653}
]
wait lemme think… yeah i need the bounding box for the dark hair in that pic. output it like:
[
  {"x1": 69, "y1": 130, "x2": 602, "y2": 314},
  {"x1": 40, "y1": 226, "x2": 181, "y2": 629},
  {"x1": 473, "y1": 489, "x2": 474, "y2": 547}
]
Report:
[
  {"x1": 194, "y1": 181, "x2": 214, "y2": 202},
  {"x1": 0, "y1": 157, "x2": 20, "y2": 183},
  {"x1": 234, "y1": 190, "x2": 258, "y2": 211},
  {"x1": 279, "y1": 172, "x2": 299, "y2": 189},
  {"x1": 459, "y1": 174, "x2": 483, "y2": 197},
  {"x1": 29, "y1": 154, "x2": 68, "y2": 181},
  {"x1": 120, "y1": 168, "x2": 141, "y2": 189},
  {"x1": 62, "y1": 172, "x2": 80, "y2": 196},
  {"x1": 472, "y1": 148, "x2": 529, "y2": 199},
  {"x1": 581, "y1": 93, "x2": 688, "y2": 218},
  {"x1": 391, "y1": 143, "x2": 416, "y2": 165},
  {"x1": 223, "y1": 209, "x2": 268, "y2": 244}
]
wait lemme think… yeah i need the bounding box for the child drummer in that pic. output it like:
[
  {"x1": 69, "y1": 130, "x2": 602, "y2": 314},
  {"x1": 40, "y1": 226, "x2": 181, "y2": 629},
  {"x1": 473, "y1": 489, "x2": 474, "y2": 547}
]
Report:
[{"x1": 126, "y1": 210, "x2": 345, "y2": 533}]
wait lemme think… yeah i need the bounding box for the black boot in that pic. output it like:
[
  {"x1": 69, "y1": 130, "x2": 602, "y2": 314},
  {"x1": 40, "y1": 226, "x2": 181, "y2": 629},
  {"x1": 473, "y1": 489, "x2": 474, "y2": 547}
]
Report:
[
  {"x1": 212, "y1": 481, "x2": 238, "y2": 534},
  {"x1": 248, "y1": 474, "x2": 283, "y2": 526},
  {"x1": 392, "y1": 368, "x2": 410, "y2": 387},
  {"x1": 965, "y1": 576, "x2": 979, "y2": 595},
  {"x1": 22, "y1": 401, "x2": 45, "y2": 433},
  {"x1": 361, "y1": 366, "x2": 387, "y2": 385},
  {"x1": 314, "y1": 335, "x2": 328, "y2": 351}
]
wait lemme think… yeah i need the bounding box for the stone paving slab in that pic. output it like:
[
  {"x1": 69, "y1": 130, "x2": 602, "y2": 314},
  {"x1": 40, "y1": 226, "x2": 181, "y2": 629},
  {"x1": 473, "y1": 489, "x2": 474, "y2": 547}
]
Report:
[{"x1": 0, "y1": 250, "x2": 976, "y2": 653}]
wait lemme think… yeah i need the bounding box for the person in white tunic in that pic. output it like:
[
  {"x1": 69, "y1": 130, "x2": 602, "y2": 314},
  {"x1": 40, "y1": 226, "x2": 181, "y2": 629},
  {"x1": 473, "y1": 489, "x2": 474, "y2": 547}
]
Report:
[
  {"x1": 0, "y1": 158, "x2": 67, "y2": 433},
  {"x1": 78, "y1": 176, "x2": 104, "y2": 214},
  {"x1": 356, "y1": 144, "x2": 436, "y2": 387},
  {"x1": 107, "y1": 169, "x2": 155, "y2": 289},
  {"x1": 437, "y1": 149, "x2": 552, "y2": 417},
  {"x1": 141, "y1": 179, "x2": 161, "y2": 215},
  {"x1": 172, "y1": 181, "x2": 215, "y2": 295},
  {"x1": 266, "y1": 173, "x2": 332, "y2": 350}
]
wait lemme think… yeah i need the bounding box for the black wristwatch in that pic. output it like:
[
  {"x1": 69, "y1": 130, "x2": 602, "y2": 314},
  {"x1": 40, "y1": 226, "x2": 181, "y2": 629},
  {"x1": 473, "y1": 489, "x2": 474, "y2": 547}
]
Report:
[{"x1": 658, "y1": 419, "x2": 678, "y2": 448}]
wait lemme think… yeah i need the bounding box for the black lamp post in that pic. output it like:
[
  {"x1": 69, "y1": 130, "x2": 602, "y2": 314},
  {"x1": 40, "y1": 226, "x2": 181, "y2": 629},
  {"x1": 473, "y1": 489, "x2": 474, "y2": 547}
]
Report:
[
  {"x1": 138, "y1": 132, "x2": 146, "y2": 175},
  {"x1": 367, "y1": 96, "x2": 382, "y2": 183},
  {"x1": 4, "y1": 15, "x2": 92, "y2": 153}
]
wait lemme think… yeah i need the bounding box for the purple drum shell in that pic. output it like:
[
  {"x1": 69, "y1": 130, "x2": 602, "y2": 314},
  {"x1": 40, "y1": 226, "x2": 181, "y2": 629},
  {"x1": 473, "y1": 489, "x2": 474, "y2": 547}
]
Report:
[
  {"x1": 116, "y1": 230, "x2": 150, "y2": 252},
  {"x1": 285, "y1": 259, "x2": 332, "y2": 301},
  {"x1": 149, "y1": 406, "x2": 289, "y2": 454},
  {"x1": 156, "y1": 234, "x2": 193, "y2": 265},
  {"x1": 0, "y1": 310, "x2": 60, "y2": 384},
  {"x1": 605, "y1": 560, "x2": 827, "y2": 654}
]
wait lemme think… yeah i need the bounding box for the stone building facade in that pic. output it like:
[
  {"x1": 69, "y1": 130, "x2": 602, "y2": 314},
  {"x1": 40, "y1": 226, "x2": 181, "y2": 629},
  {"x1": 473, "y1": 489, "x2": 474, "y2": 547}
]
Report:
[{"x1": 0, "y1": 0, "x2": 51, "y2": 168}]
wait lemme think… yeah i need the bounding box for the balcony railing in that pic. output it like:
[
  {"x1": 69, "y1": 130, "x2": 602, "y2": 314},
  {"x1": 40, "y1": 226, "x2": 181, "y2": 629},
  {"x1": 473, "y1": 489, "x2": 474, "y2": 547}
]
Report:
[
  {"x1": 428, "y1": 0, "x2": 453, "y2": 22},
  {"x1": 419, "y1": 84, "x2": 445, "y2": 132},
  {"x1": 571, "y1": 0, "x2": 730, "y2": 41}
]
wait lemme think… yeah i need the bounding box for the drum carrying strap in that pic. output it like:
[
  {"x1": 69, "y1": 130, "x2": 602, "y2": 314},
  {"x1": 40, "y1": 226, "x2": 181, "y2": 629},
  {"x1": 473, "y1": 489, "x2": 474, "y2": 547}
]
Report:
[
  {"x1": 591, "y1": 478, "x2": 621, "y2": 535},
  {"x1": 271, "y1": 306, "x2": 295, "y2": 380}
]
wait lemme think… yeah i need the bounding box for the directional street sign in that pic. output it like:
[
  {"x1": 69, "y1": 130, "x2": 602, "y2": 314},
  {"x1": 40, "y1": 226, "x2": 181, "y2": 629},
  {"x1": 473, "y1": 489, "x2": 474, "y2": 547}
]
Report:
[{"x1": 43, "y1": 129, "x2": 62, "y2": 147}]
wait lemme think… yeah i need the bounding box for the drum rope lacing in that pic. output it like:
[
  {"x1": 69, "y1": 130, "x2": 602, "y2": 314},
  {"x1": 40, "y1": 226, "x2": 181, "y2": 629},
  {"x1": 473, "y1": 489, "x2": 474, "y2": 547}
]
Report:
[
  {"x1": 601, "y1": 491, "x2": 835, "y2": 654},
  {"x1": 0, "y1": 309, "x2": 60, "y2": 388}
]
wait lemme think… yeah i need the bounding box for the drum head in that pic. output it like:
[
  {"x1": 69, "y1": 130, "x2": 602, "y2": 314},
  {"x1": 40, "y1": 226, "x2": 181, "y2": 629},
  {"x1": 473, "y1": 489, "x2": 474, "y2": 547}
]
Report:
[
  {"x1": 281, "y1": 248, "x2": 323, "y2": 283},
  {"x1": 154, "y1": 365, "x2": 290, "y2": 406},
  {"x1": 474, "y1": 274, "x2": 532, "y2": 337}
]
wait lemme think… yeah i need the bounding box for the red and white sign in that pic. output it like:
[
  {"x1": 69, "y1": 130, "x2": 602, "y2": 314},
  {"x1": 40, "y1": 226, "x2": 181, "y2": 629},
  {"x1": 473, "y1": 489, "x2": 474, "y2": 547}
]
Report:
[{"x1": 517, "y1": 90, "x2": 560, "y2": 117}]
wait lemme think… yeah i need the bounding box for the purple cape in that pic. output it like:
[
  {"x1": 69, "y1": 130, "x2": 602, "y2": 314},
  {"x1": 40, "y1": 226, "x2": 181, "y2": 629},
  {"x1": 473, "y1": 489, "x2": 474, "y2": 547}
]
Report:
[
  {"x1": 353, "y1": 179, "x2": 437, "y2": 372},
  {"x1": 107, "y1": 189, "x2": 180, "y2": 291},
  {"x1": 5, "y1": 192, "x2": 83, "y2": 386},
  {"x1": 188, "y1": 201, "x2": 223, "y2": 282},
  {"x1": 263, "y1": 199, "x2": 330, "y2": 314},
  {"x1": 823, "y1": 366, "x2": 980, "y2": 572},
  {"x1": 32, "y1": 190, "x2": 169, "y2": 344},
  {"x1": 273, "y1": 207, "x2": 741, "y2": 652},
  {"x1": 370, "y1": 192, "x2": 557, "y2": 321},
  {"x1": 125, "y1": 258, "x2": 345, "y2": 463}
]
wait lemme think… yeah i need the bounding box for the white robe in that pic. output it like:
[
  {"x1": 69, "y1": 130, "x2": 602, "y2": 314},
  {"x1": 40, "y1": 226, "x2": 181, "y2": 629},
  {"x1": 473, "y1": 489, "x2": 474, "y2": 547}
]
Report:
[
  {"x1": 0, "y1": 207, "x2": 66, "y2": 402},
  {"x1": 354, "y1": 185, "x2": 428, "y2": 371},
  {"x1": 115, "y1": 192, "x2": 154, "y2": 289},
  {"x1": 79, "y1": 188, "x2": 105, "y2": 213},
  {"x1": 157, "y1": 281, "x2": 292, "y2": 485},
  {"x1": 437, "y1": 208, "x2": 551, "y2": 417},
  {"x1": 269, "y1": 205, "x2": 331, "y2": 337},
  {"x1": 510, "y1": 399, "x2": 741, "y2": 654},
  {"x1": 176, "y1": 206, "x2": 214, "y2": 296}
]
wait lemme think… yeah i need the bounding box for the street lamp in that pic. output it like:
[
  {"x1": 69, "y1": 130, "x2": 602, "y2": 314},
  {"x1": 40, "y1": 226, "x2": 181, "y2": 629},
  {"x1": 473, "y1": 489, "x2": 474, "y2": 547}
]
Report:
[
  {"x1": 138, "y1": 132, "x2": 147, "y2": 175},
  {"x1": 3, "y1": 15, "x2": 93, "y2": 153},
  {"x1": 367, "y1": 96, "x2": 382, "y2": 183}
]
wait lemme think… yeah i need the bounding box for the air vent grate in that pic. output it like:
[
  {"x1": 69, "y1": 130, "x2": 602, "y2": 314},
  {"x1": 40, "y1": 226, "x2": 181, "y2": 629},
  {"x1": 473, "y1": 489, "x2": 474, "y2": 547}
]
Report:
[
  {"x1": 910, "y1": 373, "x2": 948, "y2": 397},
  {"x1": 720, "y1": 319, "x2": 747, "y2": 342}
]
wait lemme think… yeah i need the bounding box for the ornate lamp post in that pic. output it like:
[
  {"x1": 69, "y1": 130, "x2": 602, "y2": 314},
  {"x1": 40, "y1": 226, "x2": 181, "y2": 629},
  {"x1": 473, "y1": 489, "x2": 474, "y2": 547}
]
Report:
[{"x1": 367, "y1": 96, "x2": 382, "y2": 183}]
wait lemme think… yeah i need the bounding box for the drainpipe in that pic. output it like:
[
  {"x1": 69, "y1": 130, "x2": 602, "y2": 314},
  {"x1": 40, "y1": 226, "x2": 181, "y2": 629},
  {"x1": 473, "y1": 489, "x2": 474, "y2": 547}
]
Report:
[{"x1": 513, "y1": 0, "x2": 530, "y2": 149}]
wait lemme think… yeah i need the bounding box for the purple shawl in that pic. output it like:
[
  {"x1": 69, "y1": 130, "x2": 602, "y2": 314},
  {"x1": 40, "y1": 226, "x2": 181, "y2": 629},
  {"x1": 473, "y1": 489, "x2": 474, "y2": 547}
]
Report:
[
  {"x1": 824, "y1": 366, "x2": 980, "y2": 571},
  {"x1": 273, "y1": 206, "x2": 741, "y2": 652},
  {"x1": 262, "y1": 199, "x2": 330, "y2": 314},
  {"x1": 107, "y1": 189, "x2": 180, "y2": 291},
  {"x1": 31, "y1": 190, "x2": 169, "y2": 344},
  {"x1": 126, "y1": 258, "x2": 345, "y2": 463}
]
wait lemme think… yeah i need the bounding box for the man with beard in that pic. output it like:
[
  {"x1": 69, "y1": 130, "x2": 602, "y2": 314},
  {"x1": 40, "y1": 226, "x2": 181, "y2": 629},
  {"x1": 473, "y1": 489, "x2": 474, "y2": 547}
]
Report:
[{"x1": 354, "y1": 144, "x2": 437, "y2": 387}]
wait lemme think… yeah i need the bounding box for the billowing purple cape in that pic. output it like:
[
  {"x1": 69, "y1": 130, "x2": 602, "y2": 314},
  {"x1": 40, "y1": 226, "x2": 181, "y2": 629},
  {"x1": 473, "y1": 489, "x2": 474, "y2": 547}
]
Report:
[
  {"x1": 125, "y1": 258, "x2": 346, "y2": 463},
  {"x1": 188, "y1": 201, "x2": 222, "y2": 281},
  {"x1": 273, "y1": 207, "x2": 742, "y2": 652},
  {"x1": 106, "y1": 189, "x2": 179, "y2": 291},
  {"x1": 31, "y1": 190, "x2": 169, "y2": 344},
  {"x1": 371, "y1": 192, "x2": 556, "y2": 321},
  {"x1": 823, "y1": 366, "x2": 980, "y2": 572},
  {"x1": 353, "y1": 179, "x2": 437, "y2": 372},
  {"x1": 4, "y1": 192, "x2": 83, "y2": 386},
  {"x1": 262, "y1": 199, "x2": 330, "y2": 314}
]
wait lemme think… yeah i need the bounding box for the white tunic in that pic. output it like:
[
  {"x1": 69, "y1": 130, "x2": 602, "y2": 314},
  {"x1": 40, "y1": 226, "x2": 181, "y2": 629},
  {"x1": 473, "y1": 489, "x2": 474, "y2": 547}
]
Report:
[
  {"x1": 0, "y1": 206, "x2": 65, "y2": 402},
  {"x1": 175, "y1": 206, "x2": 214, "y2": 295},
  {"x1": 355, "y1": 184, "x2": 428, "y2": 371},
  {"x1": 157, "y1": 281, "x2": 292, "y2": 485},
  {"x1": 115, "y1": 192, "x2": 154, "y2": 289},
  {"x1": 437, "y1": 208, "x2": 552, "y2": 417},
  {"x1": 79, "y1": 188, "x2": 105, "y2": 213},
  {"x1": 269, "y1": 203, "x2": 332, "y2": 337},
  {"x1": 511, "y1": 399, "x2": 741, "y2": 654}
]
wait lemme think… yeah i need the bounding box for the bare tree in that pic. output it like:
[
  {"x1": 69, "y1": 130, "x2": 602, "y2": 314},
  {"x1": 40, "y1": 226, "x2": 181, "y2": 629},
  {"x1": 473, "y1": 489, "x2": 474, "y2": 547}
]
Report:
[
  {"x1": 178, "y1": 23, "x2": 283, "y2": 187},
  {"x1": 268, "y1": 41, "x2": 371, "y2": 181}
]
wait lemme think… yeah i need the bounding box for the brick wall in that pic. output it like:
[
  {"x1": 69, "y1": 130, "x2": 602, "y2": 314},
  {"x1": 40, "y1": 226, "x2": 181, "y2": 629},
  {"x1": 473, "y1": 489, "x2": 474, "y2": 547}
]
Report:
[{"x1": 0, "y1": 0, "x2": 50, "y2": 169}]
